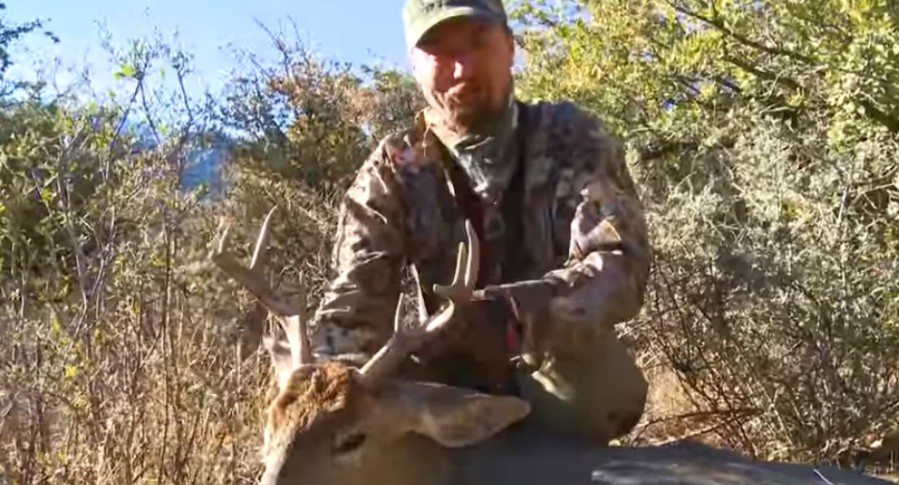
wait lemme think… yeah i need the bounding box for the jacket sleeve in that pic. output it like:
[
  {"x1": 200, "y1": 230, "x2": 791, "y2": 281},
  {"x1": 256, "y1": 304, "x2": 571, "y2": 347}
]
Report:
[
  {"x1": 308, "y1": 143, "x2": 407, "y2": 359},
  {"x1": 480, "y1": 110, "x2": 651, "y2": 344},
  {"x1": 542, "y1": 125, "x2": 651, "y2": 333}
]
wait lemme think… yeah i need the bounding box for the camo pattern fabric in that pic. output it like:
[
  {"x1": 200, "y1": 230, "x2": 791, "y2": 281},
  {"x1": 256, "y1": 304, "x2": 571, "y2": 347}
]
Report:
[{"x1": 307, "y1": 99, "x2": 651, "y2": 363}]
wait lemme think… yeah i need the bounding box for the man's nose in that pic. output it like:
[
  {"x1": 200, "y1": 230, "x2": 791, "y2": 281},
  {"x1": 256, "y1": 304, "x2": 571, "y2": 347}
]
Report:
[{"x1": 452, "y1": 53, "x2": 475, "y2": 80}]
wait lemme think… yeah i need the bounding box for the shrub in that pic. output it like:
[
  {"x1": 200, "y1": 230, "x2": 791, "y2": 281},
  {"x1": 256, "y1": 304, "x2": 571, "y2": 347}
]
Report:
[{"x1": 511, "y1": 0, "x2": 899, "y2": 463}]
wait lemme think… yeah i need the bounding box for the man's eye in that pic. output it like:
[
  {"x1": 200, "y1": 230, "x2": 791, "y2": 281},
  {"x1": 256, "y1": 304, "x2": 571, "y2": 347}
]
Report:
[
  {"x1": 331, "y1": 431, "x2": 367, "y2": 455},
  {"x1": 472, "y1": 26, "x2": 491, "y2": 48},
  {"x1": 419, "y1": 45, "x2": 450, "y2": 60},
  {"x1": 418, "y1": 40, "x2": 438, "y2": 52}
]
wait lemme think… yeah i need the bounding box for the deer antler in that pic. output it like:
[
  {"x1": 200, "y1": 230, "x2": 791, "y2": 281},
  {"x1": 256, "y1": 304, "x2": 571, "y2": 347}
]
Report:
[
  {"x1": 211, "y1": 206, "x2": 313, "y2": 368},
  {"x1": 359, "y1": 220, "x2": 480, "y2": 386}
]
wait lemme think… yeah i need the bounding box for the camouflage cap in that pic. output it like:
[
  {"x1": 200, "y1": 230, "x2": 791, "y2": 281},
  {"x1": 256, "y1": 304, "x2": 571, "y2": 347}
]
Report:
[{"x1": 402, "y1": 0, "x2": 508, "y2": 49}]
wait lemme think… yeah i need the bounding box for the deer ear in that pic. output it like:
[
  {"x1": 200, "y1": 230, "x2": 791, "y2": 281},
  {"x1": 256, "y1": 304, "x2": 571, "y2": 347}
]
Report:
[{"x1": 380, "y1": 381, "x2": 530, "y2": 448}]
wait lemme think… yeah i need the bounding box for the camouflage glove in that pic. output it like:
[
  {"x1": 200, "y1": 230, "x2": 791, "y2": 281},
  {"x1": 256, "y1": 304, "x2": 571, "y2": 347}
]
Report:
[{"x1": 474, "y1": 279, "x2": 559, "y2": 357}]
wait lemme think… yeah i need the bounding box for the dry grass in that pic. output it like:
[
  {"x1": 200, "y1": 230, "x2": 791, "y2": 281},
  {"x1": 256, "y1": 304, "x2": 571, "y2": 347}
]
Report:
[{"x1": 620, "y1": 352, "x2": 748, "y2": 450}]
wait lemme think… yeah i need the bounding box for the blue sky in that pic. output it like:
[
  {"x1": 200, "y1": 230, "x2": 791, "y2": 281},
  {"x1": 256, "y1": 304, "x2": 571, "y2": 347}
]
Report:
[{"x1": 5, "y1": 0, "x2": 411, "y2": 97}]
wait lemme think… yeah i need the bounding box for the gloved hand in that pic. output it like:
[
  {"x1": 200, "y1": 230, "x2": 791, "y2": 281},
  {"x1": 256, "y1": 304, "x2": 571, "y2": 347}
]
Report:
[{"x1": 474, "y1": 279, "x2": 559, "y2": 357}]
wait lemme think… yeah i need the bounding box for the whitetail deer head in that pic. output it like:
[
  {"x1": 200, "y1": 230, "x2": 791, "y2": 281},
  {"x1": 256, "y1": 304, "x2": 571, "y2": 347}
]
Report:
[{"x1": 211, "y1": 207, "x2": 530, "y2": 485}]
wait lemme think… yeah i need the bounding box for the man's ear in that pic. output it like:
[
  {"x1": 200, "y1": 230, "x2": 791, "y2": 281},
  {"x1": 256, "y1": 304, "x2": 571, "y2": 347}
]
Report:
[
  {"x1": 378, "y1": 381, "x2": 530, "y2": 448},
  {"x1": 505, "y1": 28, "x2": 516, "y2": 57}
]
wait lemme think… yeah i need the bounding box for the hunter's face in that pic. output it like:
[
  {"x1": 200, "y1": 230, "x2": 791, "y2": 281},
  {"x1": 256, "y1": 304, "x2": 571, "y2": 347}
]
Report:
[{"x1": 410, "y1": 17, "x2": 514, "y2": 134}]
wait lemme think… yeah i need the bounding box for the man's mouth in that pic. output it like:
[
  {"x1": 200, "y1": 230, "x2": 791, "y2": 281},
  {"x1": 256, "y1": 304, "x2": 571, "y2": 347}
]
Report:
[
  {"x1": 445, "y1": 89, "x2": 479, "y2": 109},
  {"x1": 446, "y1": 83, "x2": 479, "y2": 100}
]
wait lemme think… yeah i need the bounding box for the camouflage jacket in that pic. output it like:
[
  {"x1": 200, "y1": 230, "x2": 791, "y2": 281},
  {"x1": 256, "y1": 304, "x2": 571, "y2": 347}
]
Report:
[{"x1": 308, "y1": 99, "x2": 651, "y2": 363}]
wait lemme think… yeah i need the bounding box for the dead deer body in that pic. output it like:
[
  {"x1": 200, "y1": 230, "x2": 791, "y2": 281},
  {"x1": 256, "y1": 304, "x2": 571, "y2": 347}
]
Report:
[{"x1": 212, "y1": 208, "x2": 886, "y2": 485}]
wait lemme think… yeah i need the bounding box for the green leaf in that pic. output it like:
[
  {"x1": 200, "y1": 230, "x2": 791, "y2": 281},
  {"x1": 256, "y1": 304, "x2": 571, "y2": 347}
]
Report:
[
  {"x1": 114, "y1": 63, "x2": 137, "y2": 80},
  {"x1": 64, "y1": 365, "x2": 79, "y2": 380},
  {"x1": 40, "y1": 187, "x2": 55, "y2": 204}
]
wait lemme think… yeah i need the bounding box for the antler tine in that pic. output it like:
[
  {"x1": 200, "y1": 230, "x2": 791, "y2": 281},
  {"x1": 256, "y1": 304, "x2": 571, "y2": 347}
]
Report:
[
  {"x1": 359, "y1": 220, "x2": 480, "y2": 387},
  {"x1": 211, "y1": 206, "x2": 313, "y2": 367},
  {"x1": 462, "y1": 220, "x2": 479, "y2": 288},
  {"x1": 409, "y1": 264, "x2": 429, "y2": 323},
  {"x1": 394, "y1": 293, "x2": 405, "y2": 333},
  {"x1": 297, "y1": 288, "x2": 312, "y2": 365},
  {"x1": 282, "y1": 287, "x2": 311, "y2": 367},
  {"x1": 252, "y1": 207, "x2": 312, "y2": 366},
  {"x1": 250, "y1": 206, "x2": 277, "y2": 269},
  {"x1": 450, "y1": 242, "x2": 468, "y2": 287},
  {"x1": 233, "y1": 207, "x2": 277, "y2": 362},
  {"x1": 215, "y1": 220, "x2": 233, "y2": 256},
  {"x1": 430, "y1": 220, "x2": 479, "y2": 323},
  {"x1": 358, "y1": 294, "x2": 425, "y2": 386}
]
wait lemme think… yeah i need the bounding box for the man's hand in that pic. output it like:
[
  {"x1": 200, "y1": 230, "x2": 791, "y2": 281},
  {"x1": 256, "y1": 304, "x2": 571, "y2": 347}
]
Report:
[{"x1": 474, "y1": 279, "x2": 571, "y2": 358}]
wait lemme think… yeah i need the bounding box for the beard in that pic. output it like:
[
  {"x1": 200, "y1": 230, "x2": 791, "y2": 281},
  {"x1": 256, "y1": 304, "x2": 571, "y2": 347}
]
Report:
[{"x1": 431, "y1": 83, "x2": 505, "y2": 135}]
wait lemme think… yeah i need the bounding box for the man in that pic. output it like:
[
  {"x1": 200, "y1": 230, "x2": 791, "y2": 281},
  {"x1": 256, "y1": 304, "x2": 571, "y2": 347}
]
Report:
[{"x1": 306, "y1": 0, "x2": 651, "y2": 444}]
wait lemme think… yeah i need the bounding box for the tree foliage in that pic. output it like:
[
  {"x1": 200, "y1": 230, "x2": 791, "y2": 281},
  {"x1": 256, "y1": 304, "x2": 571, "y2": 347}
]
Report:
[
  {"x1": 511, "y1": 0, "x2": 899, "y2": 463},
  {"x1": 0, "y1": 2, "x2": 57, "y2": 92},
  {"x1": 0, "y1": 12, "x2": 422, "y2": 482},
  {"x1": 219, "y1": 25, "x2": 422, "y2": 196}
]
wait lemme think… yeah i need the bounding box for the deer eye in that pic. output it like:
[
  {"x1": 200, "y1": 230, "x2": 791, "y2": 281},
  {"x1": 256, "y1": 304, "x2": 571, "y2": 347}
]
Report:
[{"x1": 331, "y1": 431, "x2": 367, "y2": 455}]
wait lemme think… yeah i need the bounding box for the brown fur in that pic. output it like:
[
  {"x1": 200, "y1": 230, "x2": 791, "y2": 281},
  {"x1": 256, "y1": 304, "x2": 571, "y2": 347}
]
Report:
[{"x1": 264, "y1": 363, "x2": 360, "y2": 451}]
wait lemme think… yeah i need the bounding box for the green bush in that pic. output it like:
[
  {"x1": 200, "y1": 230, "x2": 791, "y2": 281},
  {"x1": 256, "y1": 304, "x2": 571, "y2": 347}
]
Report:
[
  {"x1": 0, "y1": 19, "x2": 423, "y2": 482},
  {"x1": 511, "y1": 0, "x2": 899, "y2": 462}
]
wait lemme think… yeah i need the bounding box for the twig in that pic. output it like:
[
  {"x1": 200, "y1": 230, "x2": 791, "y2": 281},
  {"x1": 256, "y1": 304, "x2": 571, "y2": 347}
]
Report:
[
  {"x1": 647, "y1": 409, "x2": 755, "y2": 447},
  {"x1": 812, "y1": 468, "x2": 836, "y2": 485}
]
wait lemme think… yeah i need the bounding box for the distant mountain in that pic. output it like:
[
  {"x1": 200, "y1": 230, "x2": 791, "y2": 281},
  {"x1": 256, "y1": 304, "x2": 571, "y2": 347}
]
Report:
[
  {"x1": 182, "y1": 132, "x2": 231, "y2": 199},
  {"x1": 124, "y1": 120, "x2": 232, "y2": 199}
]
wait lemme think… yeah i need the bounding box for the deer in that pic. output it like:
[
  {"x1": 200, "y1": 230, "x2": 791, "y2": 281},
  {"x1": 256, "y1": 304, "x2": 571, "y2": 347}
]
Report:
[{"x1": 211, "y1": 207, "x2": 888, "y2": 485}]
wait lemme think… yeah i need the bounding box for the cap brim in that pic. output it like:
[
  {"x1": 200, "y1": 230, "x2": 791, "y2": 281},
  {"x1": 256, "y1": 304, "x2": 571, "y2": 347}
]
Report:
[{"x1": 406, "y1": 6, "x2": 504, "y2": 48}]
